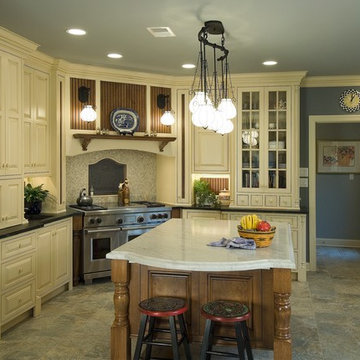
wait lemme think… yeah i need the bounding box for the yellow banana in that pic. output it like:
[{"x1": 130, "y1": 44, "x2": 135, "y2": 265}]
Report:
[{"x1": 240, "y1": 214, "x2": 262, "y2": 230}]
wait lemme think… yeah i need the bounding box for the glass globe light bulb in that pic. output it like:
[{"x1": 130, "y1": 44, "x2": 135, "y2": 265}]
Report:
[
  {"x1": 189, "y1": 91, "x2": 212, "y2": 114},
  {"x1": 160, "y1": 111, "x2": 175, "y2": 126},
  {"x1": 208, "y1": 109, "x2": 225, "y2": 132},
  {"x1": 217, "y1": 119, "x2": 234, "y2": 135},
  {"x1": 80, "y1": 105, "x2": 97, "y2": 122},
  {"x1": 218, "y1": 98, "x2": 237, "y2": 119}
]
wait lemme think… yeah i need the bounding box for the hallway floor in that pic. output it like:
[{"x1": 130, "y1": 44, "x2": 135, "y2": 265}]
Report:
[{"x1": 0, "y1": 246, "x2": 359, "y2": 359}]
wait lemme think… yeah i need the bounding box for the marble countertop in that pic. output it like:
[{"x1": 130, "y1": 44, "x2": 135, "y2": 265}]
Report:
[{"x1": 106, "y1": 218, "x2": 296, "y2": 272}]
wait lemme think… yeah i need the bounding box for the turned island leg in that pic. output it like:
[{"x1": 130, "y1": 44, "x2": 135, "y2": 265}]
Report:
[
  {"x1": 111, "y1": 259, "x2": 130, "y2": 360},
  {"x1": 273, "y1": 268, "x2": 292, "y2": 360}
]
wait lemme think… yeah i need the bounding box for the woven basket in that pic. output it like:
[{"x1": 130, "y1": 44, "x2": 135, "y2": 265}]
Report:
[{"x1": 237, "y1": 226, "x2": 276, "y2": 248}]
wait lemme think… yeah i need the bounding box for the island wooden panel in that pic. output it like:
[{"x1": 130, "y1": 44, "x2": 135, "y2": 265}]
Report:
[
  {"x1": 70, "y1": 78, "x2": 96, "y2": 130},
  {"x1": 150, "y1": 86, "x2": 171, "y2": 134},
  {"x1": 100, "y1": 81, "x2": 146, "y2": 132},
  {"x1": 129, "y1": 264, "x2": 274, "y2": 349}
]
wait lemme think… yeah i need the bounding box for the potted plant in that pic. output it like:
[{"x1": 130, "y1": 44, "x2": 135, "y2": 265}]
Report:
[
  {"x1": 24, "y1": 183, "x2": 49, "y2": 216},
  {"x1": 193, "y1": 179, "x2": 220, "y2": 208}
]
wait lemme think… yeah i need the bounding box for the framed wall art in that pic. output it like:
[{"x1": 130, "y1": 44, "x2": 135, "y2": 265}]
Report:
[{"x1": 317, "y1": 140, "x2": 360, "y2": 173}]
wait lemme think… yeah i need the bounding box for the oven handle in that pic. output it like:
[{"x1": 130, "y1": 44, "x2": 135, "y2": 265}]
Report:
[
  {"x1": 84, "y1": 228, "x2": 121, "y2": 234},
  {"x1": 121, "y1": 225, "x2": 156, "y2": 231}
]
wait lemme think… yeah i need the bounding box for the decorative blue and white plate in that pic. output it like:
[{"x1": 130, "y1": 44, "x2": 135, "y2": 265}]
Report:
[{"x1": 110, "y1": 108, "x2": 139, "y2": 135}]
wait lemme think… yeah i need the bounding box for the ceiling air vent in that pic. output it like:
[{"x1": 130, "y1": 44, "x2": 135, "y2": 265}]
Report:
[{"x1": 147, "y1": 27, "x2": 176, "y2": 38}]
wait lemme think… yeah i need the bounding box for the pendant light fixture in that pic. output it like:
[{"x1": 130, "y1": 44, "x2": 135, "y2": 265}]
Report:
[
  {"x1": 78, "y1": 86, "x2": 97, "y2": 122},
  {"x1": 189, "y1": 21, "x2": 236, "y2": 134},
  {"x1": 157, "y1": 93, "x2": 175, "y2": 126}
]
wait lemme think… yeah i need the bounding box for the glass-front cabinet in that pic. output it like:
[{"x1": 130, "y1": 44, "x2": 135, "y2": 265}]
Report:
[{"x1": 236, "y1": 86, "x2": 300, "y2": 209}]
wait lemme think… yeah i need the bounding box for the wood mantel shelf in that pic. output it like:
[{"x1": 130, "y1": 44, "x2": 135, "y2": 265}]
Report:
[{"x1": 73, "y1": 134, "x2": 176, "y2": 152}]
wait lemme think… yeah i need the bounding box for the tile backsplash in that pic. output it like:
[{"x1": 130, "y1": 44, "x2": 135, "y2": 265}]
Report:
[{"x1": 66, "y1": 149, "x2": 157, "y2": 205}]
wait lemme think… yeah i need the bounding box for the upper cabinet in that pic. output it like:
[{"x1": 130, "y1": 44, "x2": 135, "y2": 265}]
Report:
[
  {"x1": 0, "y1": 51, "x2": 22, "y2": 177},
  {"x1": 23, "y1": 66, "x2": 50, "y2": 175},
  {"x1": 235, "y1": 84, "x2": 300, "y2": 209}
]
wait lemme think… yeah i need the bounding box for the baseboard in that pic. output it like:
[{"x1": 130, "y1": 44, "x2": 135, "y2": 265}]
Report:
[{"x1": 317, "y1": 237, "x2": 360, "y2": 248}]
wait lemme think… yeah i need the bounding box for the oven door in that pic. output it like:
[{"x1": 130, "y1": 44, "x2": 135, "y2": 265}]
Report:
[
  {"x1": 120, "y1": 225, "x2": 156, "y2": 242},
  {"x1": 83, "y1": 227, "x2": 124, "y2": 283}
]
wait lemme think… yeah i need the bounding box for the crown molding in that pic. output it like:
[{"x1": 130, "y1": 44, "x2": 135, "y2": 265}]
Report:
[
  {"x1": 0, "y1": 26, "x2": 38, "y2": 56},
  {"x1": 231, "y1": 71, "x2": 308, "y2": 86},
  {"x1": 301, "y1": 75, "x2": 360, "y2": 88}
]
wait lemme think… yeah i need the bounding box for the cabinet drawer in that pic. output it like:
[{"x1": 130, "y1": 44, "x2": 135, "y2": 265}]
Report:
[
  {"x1": 264, "y1": 195, "x2": 277, "y2": 207},
  {"x1": 1, "y1": 281, "x2": 35, "y2": 323},
  {"x1": 264, "y1": 215, "x2": 298, "y2": 228},
  {"x1": 279, "y1": 196, "x2": 292, "y2": 208},
  {"x1": 250, "y1": 195, "x2": 263, "y2": 207},
  {"x1": 237, "y1": 194, "x2": 249, "y2": 206},
  {"x1": 2, "y1": 253, "x2": 36, "y2": 290},
  {"x1": 1, "y1": 232, "x2": 36, "y2": 260}
]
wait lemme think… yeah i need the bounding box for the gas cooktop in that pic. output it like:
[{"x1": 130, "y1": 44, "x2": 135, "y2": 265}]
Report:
[{"x1": 69, "y1": 201, "x2": 167, "y2": 212}]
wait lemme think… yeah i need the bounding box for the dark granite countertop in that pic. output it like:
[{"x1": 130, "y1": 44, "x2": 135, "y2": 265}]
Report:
[
  {"x1": 0, "y1": 210, "x2": 81, "y2": 240},
  {"x1": 171, "y1": 204, "x2": 308, "y2": 214}
]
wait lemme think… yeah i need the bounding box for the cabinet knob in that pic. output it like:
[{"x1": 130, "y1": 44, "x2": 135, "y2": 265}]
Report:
[
  {"x1": 18, "y1": 268, "x2": 23, "y2": 274},
  {"x1": 18, "y1": 243, "x2": 21, "y2": 248}
]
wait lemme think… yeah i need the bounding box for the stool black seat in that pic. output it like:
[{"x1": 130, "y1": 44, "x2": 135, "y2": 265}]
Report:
[
  {"x1": 200, "y1": 300, "x2": 253, "y2": 360},
  {"x1": 133, "y1": 296, "x2": 192, "y2": 360}
]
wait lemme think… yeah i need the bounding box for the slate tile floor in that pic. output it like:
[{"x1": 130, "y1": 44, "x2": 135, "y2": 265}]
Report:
[{"x1": 0, "y1": 246, "x2": 359, "y2": 359}]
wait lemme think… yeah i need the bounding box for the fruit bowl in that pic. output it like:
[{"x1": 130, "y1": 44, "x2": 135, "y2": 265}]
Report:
[{"x1": 237, "y1": 225, "x2": 276, "y2": 248}]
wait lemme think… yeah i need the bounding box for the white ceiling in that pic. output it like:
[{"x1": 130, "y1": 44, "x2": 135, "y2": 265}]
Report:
[{"x1": 0, "y1": 0, "x2": 359, "y2": 77}]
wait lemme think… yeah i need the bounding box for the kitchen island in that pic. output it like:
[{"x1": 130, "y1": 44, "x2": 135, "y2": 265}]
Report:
[{"x1": 107, "y1": 218, "x2": 296, "y2": 360}]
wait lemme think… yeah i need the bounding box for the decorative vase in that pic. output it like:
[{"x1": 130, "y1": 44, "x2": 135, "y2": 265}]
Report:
[{"x1": 24, "y1": 200, "x2": 42, "y2": 215}]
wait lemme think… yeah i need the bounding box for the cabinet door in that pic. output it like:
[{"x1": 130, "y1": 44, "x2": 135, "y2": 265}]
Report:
[
  {"x1": 4, "y1": 54, "x2": 22, "y2": 176},
  {"x1": 0, "y1": 178, "x2": 23, "y2": 229},
  {"x1": 36, "y1": 228, "x2": 53, "y2": 295},
  {"x1": 194, "y1": 128, "x2": 229, "y2": 172},
  {"x1": 238, "y1": 89, "x2": 261, "y2": 190},
  {"x1": 52, "y1": 221, "x2": 71, "y2": 286},
  {"x1": 23, "y1": 68, "x2": 49, "y2": 175},
  {"x1": 266, "y1": 89, "x2": 289, "y2": 190}
]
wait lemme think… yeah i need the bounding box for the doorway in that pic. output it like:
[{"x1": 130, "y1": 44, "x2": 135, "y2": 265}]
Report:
[{"x1": 308, "y1": 115, "x2": 360, "y2": 271}]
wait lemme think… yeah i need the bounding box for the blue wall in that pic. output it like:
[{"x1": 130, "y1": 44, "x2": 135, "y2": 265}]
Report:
[{"x1": 300, "y1": 87, "x2": 360, "y2": 242}]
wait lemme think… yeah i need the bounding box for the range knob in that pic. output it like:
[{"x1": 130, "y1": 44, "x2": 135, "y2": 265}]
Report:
[
  {"x1": 137, "y1": 216, "x2": 144, "y2": 223},
  {"x1": 150, "y1": 214, "x2": 158, "y2": 220},
  {"x1": 117, "y1": 218, "x2": 123, "y2": 224},
  {"x1": 89, "y1": 218, "x2": 96, "y2": 224},
  {"x1": 163, "y1": 213, "x2": 169, "y2": 219},
  {"x1": 158, "y1": 214, "x2": 164, "y2": 219},
  {"x1": 96, "y1": 218, "x2": 102, "y2": 224}
]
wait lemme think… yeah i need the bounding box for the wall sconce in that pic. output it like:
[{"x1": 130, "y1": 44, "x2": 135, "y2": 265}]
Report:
[
  {"x1": 78, "y1": 86, "x2": 97, "y2": 122},
  {"x1": 157, "y1": 94, "x2": 175, "y2": 126}
]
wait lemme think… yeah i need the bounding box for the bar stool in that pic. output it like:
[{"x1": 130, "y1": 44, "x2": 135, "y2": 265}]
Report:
[
  {"x1": 133, "y1": 296, "x2": 192, "y2": 360},
  {"x1": 200, "y1": 300, "x2": 253, "y2": 360}
]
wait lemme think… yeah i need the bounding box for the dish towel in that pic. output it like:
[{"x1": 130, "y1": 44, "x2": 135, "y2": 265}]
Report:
[{"x1": 207, "y1": 237, "x2": 256, "y2": 250}]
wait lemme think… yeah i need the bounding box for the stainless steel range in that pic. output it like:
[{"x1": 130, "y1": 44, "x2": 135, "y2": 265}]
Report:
[{"x1": 70, "y1": 202, "x2": 171, "y2": 284}]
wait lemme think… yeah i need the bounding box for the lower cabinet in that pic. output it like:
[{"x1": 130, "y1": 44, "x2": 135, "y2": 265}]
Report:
[
  {"x1": 36, "y1": 218, "x2": 72, "y2": 304},
  {"x1": 182, "y1": 209, "x2": 221, "y2": 220},
  {"x1": 0, "y1": 231, "x2": 36, "y2": 337},
  {"x1": 0, "y1": 217, "x2": 73, "y2": 337},
  {"x1": 181, "y1": 209, "x2": 307, "y2": 281}
]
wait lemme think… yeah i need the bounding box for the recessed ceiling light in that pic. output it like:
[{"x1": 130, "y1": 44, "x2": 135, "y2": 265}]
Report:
[
  {"x1": 263, "y1": 60, "x2": 278, "y2": 66},
  {"x1": 66, "y1": 28, "x2": 86, "y2": 36},
  {"x1": 182, "y1": 64, "x2": 196, "y2": 69},
  {"x1": 107, "y1": 53, "x2": 123, "y2": 59}
]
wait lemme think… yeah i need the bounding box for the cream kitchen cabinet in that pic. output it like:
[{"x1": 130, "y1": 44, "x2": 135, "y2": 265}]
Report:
[
  {"x1": 35, "y1": 218, "x2": 72, "y2": 311},
  {"x1": 221, "y1": 210, "x2": 306, "y2": 281},
  {"x1": 193, "y1": 127, "x2": 229, "y2": 173},
  {"x1": 235, "y1": 84, "x2": 300, "y2": 210},
  {"x1": 0, "y1": 178, "x2": 23, "y2": 229},
  {"x1": 0, "y1": 50, "x2": 22, "y2": 176},
  {"x1": 181, "y1": 209, "x2": 221, "y2": 220},
  {"x1": 1, "y1": 231, "x2": 36, "y2": 336},
  {"x1": 23, "y1": 66, "x2": 50, "y2": 175}
]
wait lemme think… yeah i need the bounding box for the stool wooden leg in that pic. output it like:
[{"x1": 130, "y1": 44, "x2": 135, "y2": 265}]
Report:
[
  {"x1": 235, "y1": 322, "x2": 246, "y2": 360},
  {"x1": 240, "y1": 321, "x2": 253, "y2": 360},
  {"x1": 178, "y1": 314, "x2": 192, "y2": 360},
  {"x1": 169, "y1": 316, "x2": 180, "y2": 360},
  {"x1": 144, "y1": 317, "x2": 155, "y2": 360},
  {"x1": 133, "y1": 314, "x2": 148, "y2": 360},
  {"x1": 200, "y1": 319, "x2": 214, "y2": 360}
]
